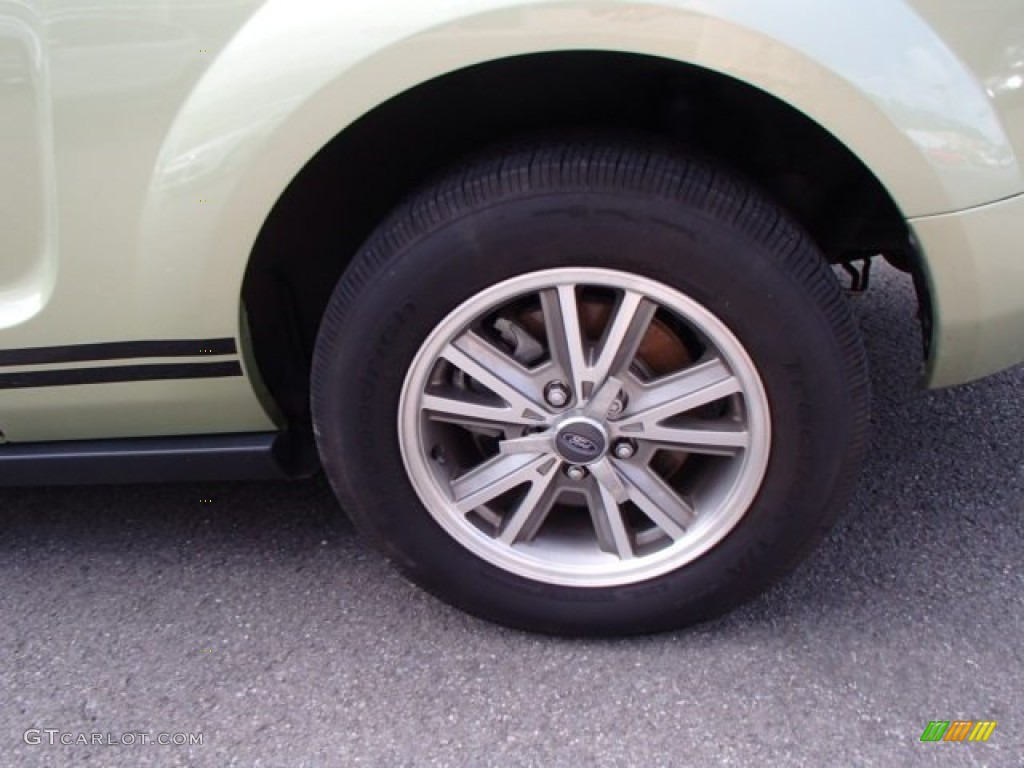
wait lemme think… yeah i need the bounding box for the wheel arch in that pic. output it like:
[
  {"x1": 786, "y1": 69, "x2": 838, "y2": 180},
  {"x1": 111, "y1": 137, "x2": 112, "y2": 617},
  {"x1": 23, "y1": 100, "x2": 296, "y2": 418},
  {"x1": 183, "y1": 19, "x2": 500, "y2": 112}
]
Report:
[
  {"x1": 239, "y1": 48, "x2": 915, "y2": 430},
  {"x1": 133, "y1": 1, "x2": 1014, "y2": 426}
]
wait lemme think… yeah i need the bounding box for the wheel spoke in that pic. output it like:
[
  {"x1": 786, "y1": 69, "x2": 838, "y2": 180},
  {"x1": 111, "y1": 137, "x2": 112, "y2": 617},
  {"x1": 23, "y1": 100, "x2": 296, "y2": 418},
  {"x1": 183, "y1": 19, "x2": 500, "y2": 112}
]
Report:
[
  {"x1": 588, "y1": 457, "x2": 628, "y2": 503},
  {"x1": 451, "y1": 453, "x2": 553, "y2": 513},
  {"x1": 441, "y1": 333, "x2": 547, "y2": 421},
  {"x1": 591, "y1": 292, "x2": 655, "y2": 384},
  {"x1": 541, "y1": 286, "x2": 589, "y2": 401},
  {"x1": 589, "y1": 483, "x2": 634, "y2": 559},
  {"x1": 639, "y1": 420, "x2": 750, "y2": 456},
  {"x1": 586, "y1": 375, "x2": 625, "y2": 420},
  {"x1": 497, "y1": 470, "x2": 561, "y2": 545},
  {"x1": 498, "y1": 433, "x2": 554, "y2": 455},
  {"x1": 616, "y1": 356, "x2": 741, "y2": 434},
  {"x1": 422, "y1": 387, "x2": 542, "y2": 428},
  {"x1": 616, "y1": 461, "x2": 696, "y2": 540},
  {"x1": 542, "y1": 287, "x2": 656, "y2": 405}
]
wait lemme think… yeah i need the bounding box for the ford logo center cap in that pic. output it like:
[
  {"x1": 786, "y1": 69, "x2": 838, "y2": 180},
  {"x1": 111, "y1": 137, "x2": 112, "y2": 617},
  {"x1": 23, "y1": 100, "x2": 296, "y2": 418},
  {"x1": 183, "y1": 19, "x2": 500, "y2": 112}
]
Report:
[
  {"x1": 555, "y1": 421, "x2": 608, "y2": 464},
  {"x1": 562, "y1": 433, "x2": 599, "y2": 454}
]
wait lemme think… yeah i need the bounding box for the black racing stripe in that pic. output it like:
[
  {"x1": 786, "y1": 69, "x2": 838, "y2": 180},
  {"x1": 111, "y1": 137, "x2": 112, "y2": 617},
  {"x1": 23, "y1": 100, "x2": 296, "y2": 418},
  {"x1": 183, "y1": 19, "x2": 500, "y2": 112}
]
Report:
[
  {"x1": 0, "y1": 338, "x2": 237, "y2": 367},
  {"x1": 0, "y1": 362, "x2": 243, "y2": 389}
]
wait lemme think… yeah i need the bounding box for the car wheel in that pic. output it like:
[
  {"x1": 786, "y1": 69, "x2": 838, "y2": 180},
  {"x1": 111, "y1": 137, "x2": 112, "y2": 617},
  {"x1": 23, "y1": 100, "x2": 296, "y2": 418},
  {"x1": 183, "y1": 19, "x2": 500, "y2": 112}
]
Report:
[{"x1": 311, "y1": 140, "x2": 869, "y2": 635}]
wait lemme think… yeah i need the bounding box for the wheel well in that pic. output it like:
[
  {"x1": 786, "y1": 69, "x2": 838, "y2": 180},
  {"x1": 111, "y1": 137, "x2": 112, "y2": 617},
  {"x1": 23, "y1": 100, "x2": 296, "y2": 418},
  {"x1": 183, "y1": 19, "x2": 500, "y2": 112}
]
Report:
[{"x1": 242, "y1": 50, "x2": 917, "y2": 431}]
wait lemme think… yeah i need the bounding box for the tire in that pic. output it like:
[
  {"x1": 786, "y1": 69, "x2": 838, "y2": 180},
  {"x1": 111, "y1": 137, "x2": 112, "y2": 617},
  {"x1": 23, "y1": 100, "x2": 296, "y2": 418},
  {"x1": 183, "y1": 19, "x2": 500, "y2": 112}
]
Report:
[{"x1": 312, "y1": 139, "x2": 869, "y2": 635}]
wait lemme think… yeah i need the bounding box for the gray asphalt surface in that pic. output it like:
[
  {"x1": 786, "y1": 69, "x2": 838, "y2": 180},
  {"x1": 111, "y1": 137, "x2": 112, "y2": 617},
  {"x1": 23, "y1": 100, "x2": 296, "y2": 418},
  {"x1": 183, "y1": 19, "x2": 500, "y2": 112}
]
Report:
[{"x1": 1, "y1": 265, "x2": 1022, "y2": 767}]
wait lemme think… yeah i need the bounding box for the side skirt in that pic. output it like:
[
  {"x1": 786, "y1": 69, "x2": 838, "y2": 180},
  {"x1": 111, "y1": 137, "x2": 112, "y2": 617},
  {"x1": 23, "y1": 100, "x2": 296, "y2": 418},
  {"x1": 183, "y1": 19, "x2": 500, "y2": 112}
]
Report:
[{"x1": 0, "y1": 432, "x2": 319, "y2": 486}]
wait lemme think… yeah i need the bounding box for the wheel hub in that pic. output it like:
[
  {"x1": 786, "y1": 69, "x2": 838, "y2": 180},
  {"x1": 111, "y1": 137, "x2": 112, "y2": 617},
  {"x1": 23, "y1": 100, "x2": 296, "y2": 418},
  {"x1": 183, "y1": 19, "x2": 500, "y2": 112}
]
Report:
[{"x1": 553, "y1": 415, "x2": 609, "y2": 464}]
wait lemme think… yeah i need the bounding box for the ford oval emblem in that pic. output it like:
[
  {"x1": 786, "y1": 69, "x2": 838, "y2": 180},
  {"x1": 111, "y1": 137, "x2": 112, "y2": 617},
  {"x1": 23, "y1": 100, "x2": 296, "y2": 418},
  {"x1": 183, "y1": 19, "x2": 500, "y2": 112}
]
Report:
[{"x1": 561, "y1": 433, "x2": 599, "y2": 455}]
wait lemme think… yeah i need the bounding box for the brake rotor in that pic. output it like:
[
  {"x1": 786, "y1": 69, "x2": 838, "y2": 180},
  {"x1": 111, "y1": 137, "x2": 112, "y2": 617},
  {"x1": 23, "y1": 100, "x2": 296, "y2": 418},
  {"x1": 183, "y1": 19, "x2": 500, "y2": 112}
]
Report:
[{"x1": 519, "y1": 297, "x2": 693, "y2": 376}]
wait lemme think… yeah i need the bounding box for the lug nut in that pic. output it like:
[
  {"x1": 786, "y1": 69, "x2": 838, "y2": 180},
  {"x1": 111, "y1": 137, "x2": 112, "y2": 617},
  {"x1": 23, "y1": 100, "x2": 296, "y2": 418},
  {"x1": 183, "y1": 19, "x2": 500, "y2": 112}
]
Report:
[
  {"x1": 545, "y1": 381, "x2": 571, "y2": 408},
  {"x1": 565, "y1": 465, "x2": 587, "y2": 481},
  {"x1": 612, "y1": 440, "x2": 636, "y2": 460}
]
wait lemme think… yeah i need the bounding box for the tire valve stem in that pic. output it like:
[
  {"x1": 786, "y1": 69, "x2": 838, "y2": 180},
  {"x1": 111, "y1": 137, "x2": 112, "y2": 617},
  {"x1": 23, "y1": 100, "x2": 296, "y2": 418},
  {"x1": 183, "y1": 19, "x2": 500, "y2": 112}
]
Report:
[{"x1": 431, "y1": 445, "x2": 447, "y2": 465}]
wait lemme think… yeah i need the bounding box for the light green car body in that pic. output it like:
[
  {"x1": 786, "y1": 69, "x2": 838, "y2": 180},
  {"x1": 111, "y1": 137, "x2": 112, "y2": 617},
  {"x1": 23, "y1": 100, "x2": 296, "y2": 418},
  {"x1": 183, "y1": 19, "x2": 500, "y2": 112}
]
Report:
[{"x1": 2, "y1": 0, "x2": 1023, "y2": 444}]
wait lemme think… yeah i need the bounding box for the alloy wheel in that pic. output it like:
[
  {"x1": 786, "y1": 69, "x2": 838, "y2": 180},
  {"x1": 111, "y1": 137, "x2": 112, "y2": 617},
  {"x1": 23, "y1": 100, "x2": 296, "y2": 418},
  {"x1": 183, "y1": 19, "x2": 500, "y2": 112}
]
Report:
[{"x1": 398, "y1": 268, "x2": 772, "y2": 587}]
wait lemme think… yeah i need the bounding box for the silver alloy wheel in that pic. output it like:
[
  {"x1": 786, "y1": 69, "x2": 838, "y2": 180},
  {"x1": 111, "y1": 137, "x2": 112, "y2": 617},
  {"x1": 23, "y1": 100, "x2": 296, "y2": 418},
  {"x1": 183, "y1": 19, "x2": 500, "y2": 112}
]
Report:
[{"x1": 398, "y1": 268, "x2": 771, "y2": 587}]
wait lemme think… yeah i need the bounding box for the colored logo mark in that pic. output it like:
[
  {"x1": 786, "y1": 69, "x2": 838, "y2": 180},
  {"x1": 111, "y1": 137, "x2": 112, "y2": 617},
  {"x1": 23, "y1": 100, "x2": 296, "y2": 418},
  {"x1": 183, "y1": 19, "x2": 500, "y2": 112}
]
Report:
[{"x1": 920, "y1": 720, "x2": 996, "y2": 742}]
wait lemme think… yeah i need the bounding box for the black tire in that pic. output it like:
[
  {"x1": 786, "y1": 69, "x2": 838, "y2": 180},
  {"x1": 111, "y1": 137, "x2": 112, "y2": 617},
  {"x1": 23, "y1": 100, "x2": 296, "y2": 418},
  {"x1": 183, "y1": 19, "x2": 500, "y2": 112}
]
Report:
[{"x1": 312, "y1": 140, "x2": 869, "y2": 635}]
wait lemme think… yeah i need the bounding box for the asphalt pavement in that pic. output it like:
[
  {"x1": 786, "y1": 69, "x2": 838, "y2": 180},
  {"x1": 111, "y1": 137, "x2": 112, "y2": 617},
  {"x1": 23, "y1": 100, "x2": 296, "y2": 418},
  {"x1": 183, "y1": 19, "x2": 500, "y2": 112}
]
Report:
[{"x1": 1, "y1": 265, "x2": 1022, "y2": 767}]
